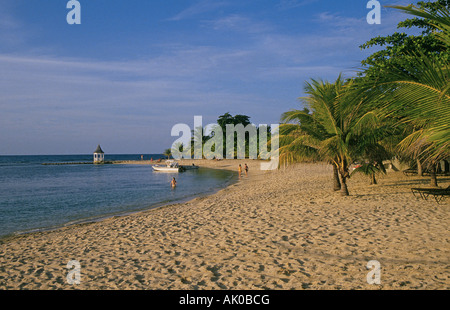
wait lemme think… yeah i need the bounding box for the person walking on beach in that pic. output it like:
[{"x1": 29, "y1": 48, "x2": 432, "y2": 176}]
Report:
[
  {"x1": 238, "y1": 164, "x2": 242, "y2": 177},
  {"x1": 170, "y1": 177, "x2": 177, "y2": 188},
  {"x1": 244, "y1": 163, "x2": 248, "y2": 176}
]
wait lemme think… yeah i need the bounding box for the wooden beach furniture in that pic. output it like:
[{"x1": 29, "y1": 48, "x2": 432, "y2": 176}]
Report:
[
  {"x1": 411, "y1": 185, "x2": 450, "y2": 203},
  {"x1": 403, "y1": 169, "x2": 417, "y2": 176}
]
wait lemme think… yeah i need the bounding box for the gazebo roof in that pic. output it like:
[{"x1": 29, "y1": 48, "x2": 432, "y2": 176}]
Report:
[{"x1": 94, "y1": 145, "x2": 104, "y2": 154}]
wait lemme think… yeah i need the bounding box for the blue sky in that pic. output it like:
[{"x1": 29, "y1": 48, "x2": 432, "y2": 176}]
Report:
[{"x1": 0, "y1": 0, "x2": 419, "y2": 155}]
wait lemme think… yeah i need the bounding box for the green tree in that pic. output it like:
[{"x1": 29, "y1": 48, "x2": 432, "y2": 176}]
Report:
[
  {"x1": 359, "y1": 0, "x2": 450, "y2": 80},
  {"x1": 163, "y1": 148, "x2": 172, "y2": 159},
  {"x1": 217, "y1": 113, "x2": 235, "y2": 130},
  {"x1": 216, "y1": 112, "x2": 254, "y2": 158},
  {"x1": 280, "y1": 75, "x2": 391, "y2": 195},
  {"x1": 363, "y1": 2, "x2": 450, "y2": 186}
]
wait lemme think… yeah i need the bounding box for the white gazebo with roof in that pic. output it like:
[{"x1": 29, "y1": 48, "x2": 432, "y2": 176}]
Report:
[{"x1": 93, "y1": 145, "x2": 105, "y2": 164}]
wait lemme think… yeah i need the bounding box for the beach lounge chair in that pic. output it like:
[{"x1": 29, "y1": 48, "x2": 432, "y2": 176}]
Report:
[
  {"x1": 403, "y1": 169, "x2": 417, "y2": 176},
  {"x1": 411, "y1": 185, "x2": 450, "y2": 203}
]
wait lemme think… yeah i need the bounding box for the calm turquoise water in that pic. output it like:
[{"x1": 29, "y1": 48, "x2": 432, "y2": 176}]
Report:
[{"x1": 0, "y1": 155, "x2": 236, "y2": 237}]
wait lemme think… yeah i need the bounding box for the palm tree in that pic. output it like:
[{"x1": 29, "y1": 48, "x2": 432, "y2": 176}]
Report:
[
  {"x1": 163, "y1": 148, "x2": 172, "y2": 159},
  {"x1": 376, "y1": 53, "x2": 449, "y2": 161},
  {"x1": 351, "y1": 162, "x2": 387, "y2": 185},
  {"x1": 280, "y1": 108, "x2": 342, "y2": 191},
  {"x1": 366, "y1": 3, "x2": 450, "y2": 185},
  {"x1": 280, "y1": 75, "x2": 390, "y2": 196}
]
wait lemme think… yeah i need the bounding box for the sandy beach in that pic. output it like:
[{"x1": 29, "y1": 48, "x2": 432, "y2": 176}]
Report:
[{"x1": 0, "y1": 160, "x2": 448, "y2": 290}]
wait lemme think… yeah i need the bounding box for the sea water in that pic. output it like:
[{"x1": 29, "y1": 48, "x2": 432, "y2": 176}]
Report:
[{"x1": 0, "y1": 155, "x2": 236, "y2": 237}]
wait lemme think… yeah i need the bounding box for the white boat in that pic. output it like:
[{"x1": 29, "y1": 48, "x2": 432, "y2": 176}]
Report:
[
  {"x1": 152, "y1": 166, "x2": 181, "y2": 172},
  {"x1": 152, "y1": 160, "x2": 185, "y2": 172}
]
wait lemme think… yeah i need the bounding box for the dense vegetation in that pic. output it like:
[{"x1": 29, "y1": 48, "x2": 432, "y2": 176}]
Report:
[{"x1": 278, "y1": 1, "x2": 449, "y2": 195}]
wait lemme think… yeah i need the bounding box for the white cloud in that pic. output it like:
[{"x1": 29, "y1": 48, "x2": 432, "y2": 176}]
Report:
[
  {"x1": 0, "y1": 50, "x2": 287, "y2": 154},
  {"x1": 0, "y1": 1, "x2": 424, "y2": 154},
  {"x1": 168, "y1": 0, "x2": 229, "y2": 21},
  {"x1": 277, "y1": 0, "x2": 319, "y2": 10},
  {"x1": 209, "y1": 14, "x2": 273, "y2": 34}
]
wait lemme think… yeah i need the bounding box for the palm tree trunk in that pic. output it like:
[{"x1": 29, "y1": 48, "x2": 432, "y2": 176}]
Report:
[
  {"x1": 443, "y1": 160, "x2": 449, "y2": 174},
  {"x1": 436, "y1": 161, "x2": 442, "y2": 174},
  {"x1": 370, "y1": 173, "x2": 377, "y2": 185},
  {"x1": 333, "y1": 163, "x2": 341, "y2": 191},
  {"x1": 430, "y1": 164, "x2": 438, "y2": 187},
  {"x1": 340, "y1": 174, "x2": 349, "y2": 196},
  {"x1": 417, "y1": 159, "x2": 423, "y2": 176}
]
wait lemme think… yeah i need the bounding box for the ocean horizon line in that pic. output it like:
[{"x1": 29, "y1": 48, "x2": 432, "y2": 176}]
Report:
[{"x1": 0, "y1": 153, "x2": 165, "y2": 157}]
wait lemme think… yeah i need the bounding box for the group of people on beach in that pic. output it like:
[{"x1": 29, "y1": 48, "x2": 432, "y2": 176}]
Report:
[
  {"x1": 238, "y1": 163, "x2": 249, "y2": 177},
  {"x1": 170, "y1": 163, "x2": 249, "y2": 188}
]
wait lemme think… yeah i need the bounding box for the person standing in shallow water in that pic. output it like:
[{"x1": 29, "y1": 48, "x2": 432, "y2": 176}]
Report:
[{"x1": 170, "y1": 177, "x2": 177, "y2": 188}]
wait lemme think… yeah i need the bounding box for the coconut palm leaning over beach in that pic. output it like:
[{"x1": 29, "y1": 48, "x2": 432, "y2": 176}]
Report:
[{"x1": 279, "y1": 75, "x2": 392, "y2": 196}]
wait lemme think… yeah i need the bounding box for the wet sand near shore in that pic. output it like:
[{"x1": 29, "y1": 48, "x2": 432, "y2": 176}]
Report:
[{"x1": 0, "y1": 160, "x2": 448, "y2": 290}]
